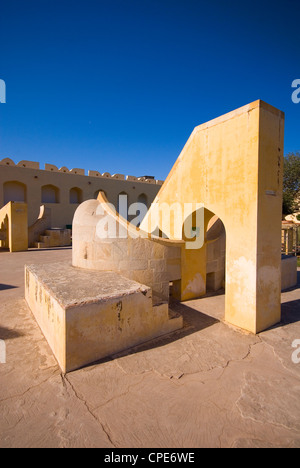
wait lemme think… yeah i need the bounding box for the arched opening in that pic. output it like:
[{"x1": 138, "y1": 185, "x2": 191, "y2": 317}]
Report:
[
  {"x1": 94, "y1": 189, "x2": 107, "y2": 200},
  {"x1": 118, "y1": 192, "x2": 128, "y2": 219},
  {"x1": 138, "y1": 193, "x2": 148, "y2": 208},
  {"x1": 41, "y1": 185, "x2": 59, "y2": 204},
  {"x1": 136, "y1": 193, "x2": 148, "y2": 224},
  {"x1": 205, "y1": 215, "x2": 226, "y2": 293},
  {"x1": 70, "y1": 187, "x2": 83, "y2": 205},
  {"x1": 3, "y1": 181, "x2": 27, "y2": 205},
  {"x1": 177, "y1": 207, "x2": 226, "y2": 303}
]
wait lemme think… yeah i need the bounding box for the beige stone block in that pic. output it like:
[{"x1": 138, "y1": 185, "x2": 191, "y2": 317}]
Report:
[
  {"x1": 88, "y1": 170, "x2": 103, "y2": 178},
  {"x1": 166, "y1": 257, "x2": 181, "y2": 267},
  {"x1": 112, "y1": 241, "x2": 129, "y2": 261},
  {"x1": 70, "y1": 168, "x2": 85, "y2": 175},
  {"x1": 59, "y1": 166, "x2": 70, "y2": 173},
  {"x1": 126, "y1": 175, "x2": 138, "y2": 181},
  {"x1": 17, "y1": 160, "x2": 40, "y2": 170},
  {"x1": 45, "y1": 163, "x2": 59, "y2": 172},
  {"x1": 95, "y1": 243, "x2": 113, "y2": 260},
  {"x1": 128, "y1": 238, "x2": 152, "y2": 260},
  {"x1": 119, "y1": 259, "x2": 149, "y2": 271},
  {"x1": 111, "y1": 174, "x2": 125, "y2": 180},
  {"x1": 281, "y1": 256, "x2": 297, "y2": 290},
  {"x1": 153, "y1": 271, "x2": 170, "y2": 283},
  {"x1": 149, "y1": 241, "x2": 167, "y2": 260},
  {"x1": 149, "y1": 259, "x2": 167, "y2": 272},
  {"x1": 0, "y1": 157, "x2": 15, "y2": 166},
  {"x1": 84, "y1": 257, "x2": 117, "y2": 271},
  {"x1": 163, "y1": 246, "x2": 182, "y2": 259},
  {"x1": 40, "y1": 236, "x2": 50, "y2": 247},
  {"x1": 152, "y1": 281, "x2": 170, "y2": 303},
  {"x1": 127, "y1": 270, "x2": 154, "y2": 287},
  {"x1": 25, "y1": 263, "x2": 182, "y2": 373}
]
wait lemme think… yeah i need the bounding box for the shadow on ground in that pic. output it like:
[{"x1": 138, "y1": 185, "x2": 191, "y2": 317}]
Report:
[
  {"x1": 280, "y1": 298, "x2": 300, "y2": 326},
  {"x1": 270, "y1": 270, "x2": 300, "y2": 330},
  {"x1": 0, "y1": 326, "x2": 24, "y2": 340},
  {"x1": 0, "y1": 284, "x2": 18, "y2": 291},
  {"x1": 75, "y1": 300, "x2": 220, "y2": 372}
]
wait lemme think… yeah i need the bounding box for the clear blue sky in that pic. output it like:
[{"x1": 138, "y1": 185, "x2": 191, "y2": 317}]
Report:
[{"x1": 0, "y1": 0, "x2": 299, "y2": 180}]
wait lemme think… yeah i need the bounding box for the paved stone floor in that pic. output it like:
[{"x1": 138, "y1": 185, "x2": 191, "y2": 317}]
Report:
[{"x1": 0, "y1": 248, "x2": 299, "y2": 448}]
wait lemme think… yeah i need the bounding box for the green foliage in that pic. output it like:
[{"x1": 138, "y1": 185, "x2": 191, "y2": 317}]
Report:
[{"x1": 283, "y1": 152, "x2": 300, "y2": 215}]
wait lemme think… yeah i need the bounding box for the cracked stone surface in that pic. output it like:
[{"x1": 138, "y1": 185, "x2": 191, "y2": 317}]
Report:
[
  {"x1": 0, "y1": 249, "x2": 299, "y2": 448},
  {"x1": 26, "y1": 262, "x2": 150, "y2": 308}
]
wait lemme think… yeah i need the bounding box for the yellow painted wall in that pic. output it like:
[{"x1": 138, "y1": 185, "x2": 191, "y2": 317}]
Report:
[
  {"x1": 141, "y1": 100, "x2": 285, "y2": 334},
  {"x1": 0, "y1": 201, "x2": 28, "y2": 252},
  {"x1": 25, "y1": 263, "x2": 182, "y2": 373}
]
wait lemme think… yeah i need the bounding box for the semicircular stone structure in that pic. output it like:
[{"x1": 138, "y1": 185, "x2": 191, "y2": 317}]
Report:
[{"x1": 25, "y1": 99, "x2": 285, "y2": 373}]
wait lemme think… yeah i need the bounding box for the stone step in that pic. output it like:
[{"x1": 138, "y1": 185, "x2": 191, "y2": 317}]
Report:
[
  {"x1": 40, "y1": 236, "x2": 51, "y2": 244},
  {"x1": 34, "y1": 229, "x2": 72, "y2": 249},
  {"x1": 25, "y1": 262, "x2": 183, "y2": 373},
  {"x1": 34, "y1": 242, "x2": 47, "y2": 249}
]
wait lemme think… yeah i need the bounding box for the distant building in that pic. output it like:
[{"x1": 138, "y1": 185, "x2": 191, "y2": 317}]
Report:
[{"x1": 0, "y1": 158, "x2": 163, "y2": 228}]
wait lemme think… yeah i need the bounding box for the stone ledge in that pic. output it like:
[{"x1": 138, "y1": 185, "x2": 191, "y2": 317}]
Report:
[
  {"x1": 25, "y1": 262, "x2": 150, "y2": 309},
  {"x1": 25, "y1": 263, "x2": 182, "y2": 373}
]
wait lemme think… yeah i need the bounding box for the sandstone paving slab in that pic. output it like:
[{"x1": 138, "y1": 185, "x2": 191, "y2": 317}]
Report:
[
  {"x1": 0, "y1": 297, "x2": 114, "y2": 448},
  {"x1": 1, "y1": 288, "x2": 300, "y2": 448},
  {"x1": 258, "y1": 283, "x2": 300, "y2": 379},
  {"x1": 66, "y1": 296, "x2": 300, "y2": 448},
  {"x1": 87, "y1": 342, "x2": 300, "y2": 448},
  {"x1": 0, "y1": 250, "x2": 300, "y2": 448}
]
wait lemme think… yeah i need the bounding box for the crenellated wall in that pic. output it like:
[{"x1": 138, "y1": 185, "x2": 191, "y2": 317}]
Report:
[
  {"x1": 0, "y1": 158, "x2": 164, "y2": 228},
  {"x1": 0, "y1": 158, "x2": 164, "y2": 183}
]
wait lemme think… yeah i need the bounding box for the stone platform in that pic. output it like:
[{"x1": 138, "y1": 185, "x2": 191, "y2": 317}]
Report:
[
  {"x1": 25, "y1": 262, "x2": 182, "y2": 373},
  {"x1": 1, "y1": 250, "x2": 300, "y2": 447},
  {"x1": 34, "y1": 228, "x2": 72, "y2": 249}
]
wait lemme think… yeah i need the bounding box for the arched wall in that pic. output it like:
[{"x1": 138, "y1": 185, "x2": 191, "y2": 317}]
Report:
[
  {"x1": 3, "y1": 181, "x2": 27, "y2": 205},
  {"x1": 141, "y1": 100, "x2": 285, "y2": 334},
  {"x1": 70, "y1": 187, "x2": 83, "y2": 205},
  {"x1": 41, "y1": 185, "x2": 60, "y2": 204}
]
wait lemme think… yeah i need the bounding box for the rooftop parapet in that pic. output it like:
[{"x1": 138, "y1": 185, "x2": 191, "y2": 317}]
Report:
[{"x1": 0, "y1": 158, "x2": 164, "y2": 185}]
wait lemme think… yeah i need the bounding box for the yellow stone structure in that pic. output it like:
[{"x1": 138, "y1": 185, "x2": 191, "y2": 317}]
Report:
[
  {"x1": 141, "y1": 100, "x2": 285, "y2": 333},
  {"x1": 25, "y1": 100, "x2": 287, "y2": 373},
  {"x1": 0, "y1": 201, "x2": 28, "y2": 252}
]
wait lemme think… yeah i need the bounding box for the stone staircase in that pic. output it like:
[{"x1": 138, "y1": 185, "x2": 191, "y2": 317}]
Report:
[{"x1": 34, "y1": 228, "x2": 71, "y2": 249}]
